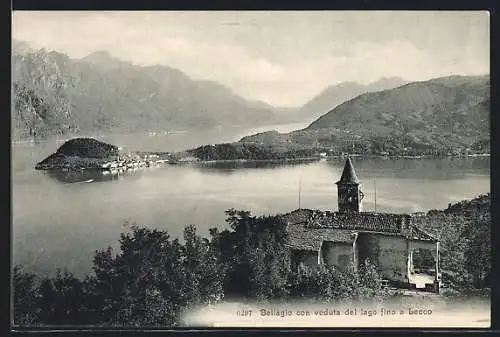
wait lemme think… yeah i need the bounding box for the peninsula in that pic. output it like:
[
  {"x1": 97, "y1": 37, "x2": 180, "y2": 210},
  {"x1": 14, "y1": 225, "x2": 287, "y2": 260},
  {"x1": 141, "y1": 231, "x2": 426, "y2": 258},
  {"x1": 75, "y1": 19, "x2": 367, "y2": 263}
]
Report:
[{"x1": 35, "y1": 138, "x2": 171, "y2": 172}]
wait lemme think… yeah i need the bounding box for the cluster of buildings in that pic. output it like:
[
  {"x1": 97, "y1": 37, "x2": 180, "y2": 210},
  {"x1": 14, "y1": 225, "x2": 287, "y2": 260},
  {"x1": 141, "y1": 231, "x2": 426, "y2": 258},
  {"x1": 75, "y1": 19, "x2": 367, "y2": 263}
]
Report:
[{"x1": 284, "y1": 157, "x2": 440, "y2": 292}]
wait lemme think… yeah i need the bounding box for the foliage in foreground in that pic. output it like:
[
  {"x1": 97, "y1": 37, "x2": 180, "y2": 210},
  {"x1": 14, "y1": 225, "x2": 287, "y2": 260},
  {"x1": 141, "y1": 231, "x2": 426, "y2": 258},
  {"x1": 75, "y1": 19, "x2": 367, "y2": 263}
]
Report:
[
  {"x1": 289, "y1": 259, "x2": 388, "y2": 305},
  {"x1": 424, "y1": 194, "x2": 491, "y2": 292},
  {"x1": 14, "y1": 223, "x2": 223, "y2": 327},
  {"x1": 12, "y1": 210, "x2": 385, "y2": 327},
  {"x1": 13, "y1": 194, "x2": 491, "y2": 326}
]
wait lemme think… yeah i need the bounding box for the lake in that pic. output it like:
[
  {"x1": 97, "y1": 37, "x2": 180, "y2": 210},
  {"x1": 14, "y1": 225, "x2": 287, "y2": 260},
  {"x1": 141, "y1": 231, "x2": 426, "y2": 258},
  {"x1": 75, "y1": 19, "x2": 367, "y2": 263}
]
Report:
[{"x1": 12, "y1": 124, "x2": 490, "y2": 278}]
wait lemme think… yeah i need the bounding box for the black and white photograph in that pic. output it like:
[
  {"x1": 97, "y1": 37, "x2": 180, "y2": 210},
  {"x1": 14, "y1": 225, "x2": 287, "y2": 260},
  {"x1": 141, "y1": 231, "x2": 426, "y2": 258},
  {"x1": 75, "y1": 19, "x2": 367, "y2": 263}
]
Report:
[{"x1": 11, "y1": 11, "x2": 490, "y2": 328}]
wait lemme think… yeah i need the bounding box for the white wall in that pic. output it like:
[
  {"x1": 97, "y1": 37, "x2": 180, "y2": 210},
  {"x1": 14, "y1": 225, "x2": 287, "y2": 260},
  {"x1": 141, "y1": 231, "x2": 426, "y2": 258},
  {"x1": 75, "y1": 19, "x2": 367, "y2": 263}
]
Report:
[
  {"x1": 375, "y1": 235, "x2": 409, "y2": 283},
  {"x1": 322, "y1": 242, "x2": 353, "y2": 268}
]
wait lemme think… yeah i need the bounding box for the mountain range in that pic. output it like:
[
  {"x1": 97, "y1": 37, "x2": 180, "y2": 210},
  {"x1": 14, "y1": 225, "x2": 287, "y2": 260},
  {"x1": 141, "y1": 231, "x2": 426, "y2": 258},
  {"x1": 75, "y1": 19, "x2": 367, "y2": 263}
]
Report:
[
  {"x1": 292, "y1": 77, "x2": 407, "y2": 122},
  {"x1": 240, "y1": 74, "x2": 490, "y2": 155},
  {"x1": 11, "y1": 40, "x2": 282, "y2": 140},
  {"x1": 11, "y1": 40, "x2": 490, "y2": 155}
]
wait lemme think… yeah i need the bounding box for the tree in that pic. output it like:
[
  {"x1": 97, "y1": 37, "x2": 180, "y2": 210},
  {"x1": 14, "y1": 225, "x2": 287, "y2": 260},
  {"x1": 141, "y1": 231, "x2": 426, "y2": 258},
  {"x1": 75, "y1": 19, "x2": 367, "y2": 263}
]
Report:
[
  {"x1": 13, "y1": 266, "x2": 40, "y2": 326},
  {"x1": 422, "y1": 195, "x2": 491, "y2": 293},
  {"x1": 181, "y1": 224, "x2": 225, "y2": 308},
  {"x1": 88, "y1": 223, "x2": 225, "y2": 327},
  {"x1": 36, "y1": 269, "x2": 87, "y2": 325},
  {"x1": 90, "y1": 224, "x2": 186, "y2": 326},
  {"x1": 463, "y1": 214, "x2": 491, "y2": 288},
  {"x1": 215, "y1": 210, "x2": 291, "y2": 300}
]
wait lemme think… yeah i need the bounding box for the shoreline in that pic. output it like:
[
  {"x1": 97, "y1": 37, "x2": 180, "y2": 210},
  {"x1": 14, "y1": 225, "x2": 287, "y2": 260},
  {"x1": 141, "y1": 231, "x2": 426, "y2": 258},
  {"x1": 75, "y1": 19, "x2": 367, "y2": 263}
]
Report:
[
  {"x1": 34, "y1": 152, "x2": 491, "y2": 172},
  {"x1": 31, "y1": 137, "x2": 490, "y2": 172},
  {"x1": 156, "y1": 153, "x2": 491, "y2": 164}
]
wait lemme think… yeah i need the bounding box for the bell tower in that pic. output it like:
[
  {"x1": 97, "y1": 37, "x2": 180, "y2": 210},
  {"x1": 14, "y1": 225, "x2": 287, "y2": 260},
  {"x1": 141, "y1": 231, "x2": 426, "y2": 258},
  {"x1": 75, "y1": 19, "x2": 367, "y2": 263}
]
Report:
[{"x1": 336, "y1": 157, "x2": 364, "y2": 213}]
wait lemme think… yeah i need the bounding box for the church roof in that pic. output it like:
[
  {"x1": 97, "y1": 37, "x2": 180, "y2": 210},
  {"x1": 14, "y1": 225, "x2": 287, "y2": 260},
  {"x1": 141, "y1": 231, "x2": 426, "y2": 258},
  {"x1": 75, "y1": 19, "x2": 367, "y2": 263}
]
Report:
[
  {"x1": 282, "y1": 209, "x2": 438, "y2": 249},
  {"x1": 286, "y1": 224, "x2": 356, "y2": 251},
  {"x1": 308, "y1": 211, "x2": 406, "y2": 234},
  {"x1": 336, "y1": 157, "x2": 360, "y2": 184},
  {"x1": 285, "y1": 209, "x2": 406, "y2": 234}
]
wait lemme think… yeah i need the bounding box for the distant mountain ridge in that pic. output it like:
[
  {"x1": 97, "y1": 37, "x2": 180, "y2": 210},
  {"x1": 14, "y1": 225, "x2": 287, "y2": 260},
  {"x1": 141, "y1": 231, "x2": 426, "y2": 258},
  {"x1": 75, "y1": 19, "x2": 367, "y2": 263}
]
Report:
[
  {"x1": 240, "y1": 74, "x2": 490, "y2": 157},
  {"x1": 12, "y1": 40, "x2": 489, "y2": 153},
  {"x1": 293, "y1": 77, "x2": 407, "y2": 121},
  {"x1": 307, "y1": 75, "x2": 489, "y2": 133},
  {"x1": 11, "y1": 40, "x2": 280, "y2": 140}
]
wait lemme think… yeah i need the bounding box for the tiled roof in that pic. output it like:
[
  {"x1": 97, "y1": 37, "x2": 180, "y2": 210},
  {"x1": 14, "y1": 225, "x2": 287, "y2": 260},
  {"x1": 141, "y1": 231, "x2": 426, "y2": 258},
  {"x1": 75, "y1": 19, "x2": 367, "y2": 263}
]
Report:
[
  {"x1": 288, "y1": 210, "x2": 407, "y2": 234},
  {"x1": 282, "y1": 209, "x2": 438, "y2": 250},
  {"x1": 286, "y1": 223, "x2": 356, "y2": 251}
]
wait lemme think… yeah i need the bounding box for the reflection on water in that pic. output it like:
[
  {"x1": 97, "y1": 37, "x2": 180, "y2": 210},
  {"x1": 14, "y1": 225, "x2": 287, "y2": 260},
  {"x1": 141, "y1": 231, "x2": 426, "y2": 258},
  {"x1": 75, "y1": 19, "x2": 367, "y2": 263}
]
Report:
[
  {"x1": 35, "y1": 156, "x2": 493, "y2": 185},
  {"x1": 191, "y1": 159, "x2": 319, "y2": 173},
  {"x1": 47, "y1": 168, "x2": 144, "y2": 184},
  {"x1": 12, "y1": 139, "x2": 490, "y2": 278},
  {"x1": 343, "y1": 156, "x2": 491, "y2": 181},
  {"x1": 43, "y1": 159, "x2": 321, "y2": 183}
]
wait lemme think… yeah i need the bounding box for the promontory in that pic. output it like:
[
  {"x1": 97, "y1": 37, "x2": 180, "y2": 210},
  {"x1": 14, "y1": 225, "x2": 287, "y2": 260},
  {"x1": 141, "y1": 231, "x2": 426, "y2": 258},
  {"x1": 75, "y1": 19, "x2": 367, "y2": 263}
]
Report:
[{"x1": 35, "y1": 138, "x2": 151, "y2": 171}]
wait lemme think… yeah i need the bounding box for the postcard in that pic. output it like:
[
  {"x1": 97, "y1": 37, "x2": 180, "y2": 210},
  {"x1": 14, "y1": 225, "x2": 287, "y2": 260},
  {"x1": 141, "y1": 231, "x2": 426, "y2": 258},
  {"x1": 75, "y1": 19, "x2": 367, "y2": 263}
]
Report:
[{"x1": 11, "y1": 10, "x2": 490, "y2": 329}]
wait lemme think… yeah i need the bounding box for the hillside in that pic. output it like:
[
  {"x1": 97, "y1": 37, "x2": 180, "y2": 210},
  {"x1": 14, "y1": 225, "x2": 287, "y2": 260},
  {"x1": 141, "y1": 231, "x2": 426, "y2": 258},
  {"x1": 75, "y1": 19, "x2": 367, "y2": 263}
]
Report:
[
  {"x1": 418, "y1": 194, "x2": 490, "y2": 290},
  {"x1": 11, "y1": 40, "x2": 279, "y2": 140},
  {"x1": 308, "y1": 75, "x2": 489, "y2": 134},
  {"x1": 239, "y1": 75, "x2": 490, "y2": 157},
  {"x1": 294, "y1": 77, "x2": 407, "y2": 121}
]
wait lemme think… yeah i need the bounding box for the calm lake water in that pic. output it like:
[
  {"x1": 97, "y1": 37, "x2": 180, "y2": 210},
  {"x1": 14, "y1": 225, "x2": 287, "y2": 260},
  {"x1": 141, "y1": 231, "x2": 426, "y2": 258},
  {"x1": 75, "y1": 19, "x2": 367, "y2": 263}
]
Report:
[{"x1": 12, "y1": 124, "x2": 490, "y2": 278}]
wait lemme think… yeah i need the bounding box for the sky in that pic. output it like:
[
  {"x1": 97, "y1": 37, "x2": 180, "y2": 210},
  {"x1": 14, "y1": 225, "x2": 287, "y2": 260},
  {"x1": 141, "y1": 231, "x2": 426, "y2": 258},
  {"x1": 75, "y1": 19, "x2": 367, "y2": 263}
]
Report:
[{"x1": 12, "y1": 11, "x2": 490, "y2": 107}]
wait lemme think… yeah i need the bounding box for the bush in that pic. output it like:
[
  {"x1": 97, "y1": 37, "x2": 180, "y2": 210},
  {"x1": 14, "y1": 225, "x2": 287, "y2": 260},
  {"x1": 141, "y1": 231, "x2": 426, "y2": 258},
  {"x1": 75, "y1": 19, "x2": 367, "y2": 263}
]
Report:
[{"x1": 288, "y1": 259, "x2": 387, "y2": 304}]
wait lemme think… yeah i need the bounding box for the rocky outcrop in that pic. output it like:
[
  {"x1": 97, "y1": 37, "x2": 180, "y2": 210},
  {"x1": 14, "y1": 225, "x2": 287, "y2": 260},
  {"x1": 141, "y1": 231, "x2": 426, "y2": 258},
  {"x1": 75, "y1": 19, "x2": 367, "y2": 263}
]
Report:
[{"x1": 35, "y1": 138, "x2": 157, "y2": 171}]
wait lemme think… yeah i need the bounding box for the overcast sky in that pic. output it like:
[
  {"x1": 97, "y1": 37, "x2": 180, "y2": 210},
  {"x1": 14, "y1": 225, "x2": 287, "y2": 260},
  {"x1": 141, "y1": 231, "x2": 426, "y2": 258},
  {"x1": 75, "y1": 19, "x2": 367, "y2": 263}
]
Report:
[{"x1": 12, "y1": 11, "x2": 489, "y2": 107}]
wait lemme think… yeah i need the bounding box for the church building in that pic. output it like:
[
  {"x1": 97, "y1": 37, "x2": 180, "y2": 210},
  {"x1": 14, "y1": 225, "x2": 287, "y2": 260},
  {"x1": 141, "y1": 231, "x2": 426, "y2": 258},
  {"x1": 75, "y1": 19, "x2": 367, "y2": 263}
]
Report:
[{"x1": 284, "y1": 157, "x2": 441, "y2": 293}]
